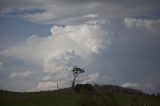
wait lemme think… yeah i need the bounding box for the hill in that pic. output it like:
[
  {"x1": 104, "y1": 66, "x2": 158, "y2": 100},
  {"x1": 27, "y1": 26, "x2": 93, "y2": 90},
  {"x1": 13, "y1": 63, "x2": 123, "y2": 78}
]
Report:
[{"x1": 0, "y1": 84, "x2": 160, "y2": 106}]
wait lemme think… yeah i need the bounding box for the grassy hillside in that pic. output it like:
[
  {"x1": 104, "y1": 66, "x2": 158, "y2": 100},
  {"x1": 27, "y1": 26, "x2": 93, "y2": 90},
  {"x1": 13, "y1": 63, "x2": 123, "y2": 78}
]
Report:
[{"x1": 0, "y1": 85, "x2": 160, "y2": 106}]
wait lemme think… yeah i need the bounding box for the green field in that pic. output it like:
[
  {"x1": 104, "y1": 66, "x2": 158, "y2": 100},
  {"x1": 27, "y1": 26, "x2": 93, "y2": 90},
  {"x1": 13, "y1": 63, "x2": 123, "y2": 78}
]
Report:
[{"x1": 0, "y1": 86, "x2": 160, "y2": 106}]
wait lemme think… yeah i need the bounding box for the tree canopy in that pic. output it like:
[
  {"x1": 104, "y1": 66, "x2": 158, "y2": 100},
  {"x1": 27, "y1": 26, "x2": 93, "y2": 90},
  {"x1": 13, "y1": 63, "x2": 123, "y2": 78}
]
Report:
[{"x1": 71, "y1": 66, "x2": 85, "y2": 88}]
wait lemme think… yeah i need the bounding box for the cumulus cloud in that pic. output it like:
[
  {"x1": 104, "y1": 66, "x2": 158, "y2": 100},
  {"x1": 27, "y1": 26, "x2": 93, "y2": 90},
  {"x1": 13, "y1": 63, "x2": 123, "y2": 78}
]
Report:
[
  {"x1": 0, "y1": 0, "x2": 160, "y2": 93},
  {"x1": 10, "y1": 70, "x2": 34, "y2": 79},
  {"x1": 39, "y1": 72, "x2": 100, "y2": 90},
  {"x1": 2, "y1": 23, "x2": 107, "y2": 63},
  {"x1": 1, "y1": 19, "x2": 109, "y2": 90},
  {"x1": 124, "y1": 17, "x2": 160, "y2": 29},
  {"x1": 82, "y1": 72, "x2": 99, "y2": 84},
  {"x1": 29, "y1": 81, "x2": 59, "y2": 91},
  {"x1": 37, "y1": 81, "x2": 57, "y2": 91},
  {"x1": 37, "y1": 80, "x2": 70, "y2": 91},
  {"x1": 43, "y1": 50, "x2": 83, "y2": 75},
  {"x1": 42, "y1": 75, "x2": 53, "y2": 81}
]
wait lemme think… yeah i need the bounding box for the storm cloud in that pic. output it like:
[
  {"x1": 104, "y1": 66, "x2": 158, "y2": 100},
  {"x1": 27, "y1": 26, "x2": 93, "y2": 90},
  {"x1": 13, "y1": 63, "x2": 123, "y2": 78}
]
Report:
[{"x1": 0, "y1": 0, "x2": 160, "y2": 93}]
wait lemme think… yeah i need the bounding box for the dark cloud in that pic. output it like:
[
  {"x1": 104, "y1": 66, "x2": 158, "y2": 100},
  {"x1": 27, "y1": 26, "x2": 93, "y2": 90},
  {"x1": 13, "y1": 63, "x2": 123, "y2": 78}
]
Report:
[
  {"x1": 1, "y1": 0, "x2": 160, "y2": 20},
  {"x1": 2, "y1": 8, "x2": 46, "y2": 16}
]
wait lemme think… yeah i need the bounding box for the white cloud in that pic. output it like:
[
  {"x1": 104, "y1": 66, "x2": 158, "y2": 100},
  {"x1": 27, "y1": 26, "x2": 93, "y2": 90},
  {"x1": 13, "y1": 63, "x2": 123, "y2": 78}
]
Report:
[
  {"x1": 82, "y1": 14, "x2": 98, "y2": 18},
  {"x1": 23, "y1": 11, "x2": 102, "y2": 25},
  {"x1": 2, "y1": 20, "x2": 109, "y2": 90},
  {"x1": 10, "y1": 70, "x2": 34, "y2": 79},
  {"x1": 42, "y1": 75, "x2": 53, "y2": 81},
  {"x1": 37, "y1": 80, "x2": 70, "y2": 91},
  {"x1": 43, "y1": 50, "x2": 83, "y2": 75},
  {"x1": 82, "y1": 72, "x2": 99, "y2": 84},
  {"x1": 121, "y1": 82, "x2": 160, "y2": 93},
  {"x1": 2, "y1": 23, "x2": 107, "y2": 64},
  {"x1": 122, "y1": 82, "x2": 139, "y2": 88},
  {"x1": 37, "y1": 81, "x2": 57, "y2": 91},
  {"x1": 0, "y1": 62, "x2": 2, "y2": 68},
  {"x1": 23, "y1": 10, "x2": 56, "y2": 24},
  {"x1": 124, "y1": 17, "x2": 160, "y2": 29},
  {"x1": 56, "y1": 14, "x2": 103, "y2": 25},
  {"x1": 84, "y1": 19, "x2": 106, "y2": 25},
  {"x1": 19, "y1": 7, "x2": 100, "y2": 25}
]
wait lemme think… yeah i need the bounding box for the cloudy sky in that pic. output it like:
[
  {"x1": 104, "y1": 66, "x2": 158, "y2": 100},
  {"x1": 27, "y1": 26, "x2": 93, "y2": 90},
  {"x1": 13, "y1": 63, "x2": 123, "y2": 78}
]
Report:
[{"x1": 0, "y1": 0, "x2": 160, "y2": 93}]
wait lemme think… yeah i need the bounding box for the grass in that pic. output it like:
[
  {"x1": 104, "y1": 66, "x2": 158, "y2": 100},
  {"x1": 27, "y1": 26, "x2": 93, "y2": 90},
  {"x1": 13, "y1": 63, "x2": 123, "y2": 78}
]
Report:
[
  {"x1": 0, "y1": 91, "x2": 78, "y2": 106},
  {"x1": 0, "y1": 89, "x2": 160, "y2": 106}
]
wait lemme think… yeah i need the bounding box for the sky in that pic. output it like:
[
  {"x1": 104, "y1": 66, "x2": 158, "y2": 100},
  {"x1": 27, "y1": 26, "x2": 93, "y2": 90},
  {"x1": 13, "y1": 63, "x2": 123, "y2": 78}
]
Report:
[{"x1": 0, "y1": 0, "x2": 160, "y2": 93}]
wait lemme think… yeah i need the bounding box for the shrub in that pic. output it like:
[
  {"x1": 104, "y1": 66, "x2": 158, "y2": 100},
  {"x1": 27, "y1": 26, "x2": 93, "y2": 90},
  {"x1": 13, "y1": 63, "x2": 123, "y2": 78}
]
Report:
[{"x1": 74, "y1": 84, "x2": 94, "y2": 94}]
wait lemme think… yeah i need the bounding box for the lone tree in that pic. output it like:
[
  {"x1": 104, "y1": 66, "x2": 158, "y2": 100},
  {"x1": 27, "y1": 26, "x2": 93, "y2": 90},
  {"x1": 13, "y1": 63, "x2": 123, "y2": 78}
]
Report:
[{"x1": 71, "y1": 66, "x2": 85, "y2": 88}]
